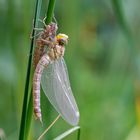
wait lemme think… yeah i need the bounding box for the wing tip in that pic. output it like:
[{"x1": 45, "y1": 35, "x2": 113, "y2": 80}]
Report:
[{"x1": 71, "y1": 111, "x2": 80, "y2": 126}]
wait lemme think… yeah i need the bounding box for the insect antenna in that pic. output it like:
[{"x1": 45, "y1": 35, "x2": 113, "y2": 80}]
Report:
[{"x1": 37, "y1": 114, "x2": 61, "y2": 140}]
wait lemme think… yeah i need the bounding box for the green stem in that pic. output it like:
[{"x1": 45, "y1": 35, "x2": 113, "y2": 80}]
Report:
[
  {"x1": 24, "y1": 89, "x2": 33, "y2": 140},
  {"x1": 77, "y1": 128, "x2": 81, "y2": 140},
  {"x1": 42, "y1": 1, "x2": 56, "y2": 138},
  {"x1": 45, "y1": 0, "x2": 56, "y2": 24},
  {"x1": 19, "y1": 0, "x2": 56, "y2": 140},
  {"x1": 18, "y1": 0, "x2": 42, "y2": 140}
]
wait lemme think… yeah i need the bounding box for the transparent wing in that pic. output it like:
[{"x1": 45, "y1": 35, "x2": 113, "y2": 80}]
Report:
[{"x1": 41, "y1": 57, "x2": 80, "y2": 126}]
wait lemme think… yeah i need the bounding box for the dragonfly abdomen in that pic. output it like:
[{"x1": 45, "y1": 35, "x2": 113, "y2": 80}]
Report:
[
  {"x1": 33, "y1": 45, "x2": 46, "y2": 68},
  {"x1": 33, "y1": 54, "x2": 50, "y2": 122}
]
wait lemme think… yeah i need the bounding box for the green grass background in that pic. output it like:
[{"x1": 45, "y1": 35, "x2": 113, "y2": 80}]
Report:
[{"x1": 0, "y1": 0, "x2": 140, "y2": 139}]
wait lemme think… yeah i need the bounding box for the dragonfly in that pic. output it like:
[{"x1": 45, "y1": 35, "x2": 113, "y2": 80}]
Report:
[{"x1": 33, "y1": 21, "x2": 80, "y2": 126}]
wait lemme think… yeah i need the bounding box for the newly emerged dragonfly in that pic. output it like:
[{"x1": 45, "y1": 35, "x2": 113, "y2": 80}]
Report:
[{"x1": 33, "y1": 21, "x2": 80, "y2": 126}]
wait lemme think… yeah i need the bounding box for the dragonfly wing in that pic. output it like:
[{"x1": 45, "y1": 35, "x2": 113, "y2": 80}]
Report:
[{"x1": 41, "y1": 58, "x2": 80, "y2": 126}]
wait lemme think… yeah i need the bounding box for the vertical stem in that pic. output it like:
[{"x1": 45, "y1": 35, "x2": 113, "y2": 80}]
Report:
[
  {"x1": 77, "y1": 128, "x2": 81, "y2": 140},
  {"x1": 24, "y1": 89, "x2": 33, "y2": 140},
  {"x1": 45, "y1": 0, "x2": 56, "y2": 24},
  {"x1": 19, "y1": 0, "x2": 56, "y2": 140},
  {"x1": 18, "y1": 0, "x2": 42, "y2": 139},
  {"x1": 42, "y1": 0, "x2": 56, "y2": 138}
]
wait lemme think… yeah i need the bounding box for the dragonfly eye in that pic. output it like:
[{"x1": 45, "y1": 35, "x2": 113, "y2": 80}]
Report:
[
  {"x1": 58, "y1": 38, "x2": 67, "y2": 45},
  {"x1": 56, "y1": 33, "x2": 68, "y2": 46}
]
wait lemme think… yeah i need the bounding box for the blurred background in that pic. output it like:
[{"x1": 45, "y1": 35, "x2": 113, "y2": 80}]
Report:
[{"x1": 0, "y1": 0, "x2": 140, "y2": 139}]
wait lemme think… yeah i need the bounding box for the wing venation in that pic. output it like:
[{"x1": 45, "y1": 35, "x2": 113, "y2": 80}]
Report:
[{"x1": 41, "y1": 58, "x2": 79, "y2": 126}]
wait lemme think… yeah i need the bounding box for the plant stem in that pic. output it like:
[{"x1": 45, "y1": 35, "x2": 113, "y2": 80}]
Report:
[
  {"x1": 18, "y1": 0, "x2": 42, "y2": 140},
  {"x1": 45, "y1": 0, "x2": 56, "y2": 24},
  {"x1": 19, "y1": 0, "x2": 56, "y2": 140},
  {"x1": 24, "y1": 89, "x2": 33, "y2": 140},
  {"x1": 77, "y1": 128, "x2": 81, "y2": 140}
]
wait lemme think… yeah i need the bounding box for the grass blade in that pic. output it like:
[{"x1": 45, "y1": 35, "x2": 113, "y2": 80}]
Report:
[
  {"x1": 18, "y1": 0, "x2": 42, "y2": 140},
  {"x1": 24, "y1": 89, "x2": 33, "y2": 140},
  {"x1": 54, "y1": 126, "x2": 80, "y2": 140},
  {"x1": 77, "y1": 127, "x2": 81, "y2": 140},
  {"x1": 21, "y1": 0, "x2": 56, "y2": 139},
  {"x1": 37, "y1": 115, "x2": 61, "y2": 140}
]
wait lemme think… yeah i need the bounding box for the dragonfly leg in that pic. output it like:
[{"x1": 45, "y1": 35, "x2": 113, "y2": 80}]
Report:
[
  {"x1": 52, "y1": 15, "x2": 58, "y2": 24},
  {"x1": 30, "y1": 18, "x2": 43, "y2": 38},
  {"x1": 39, "y1": 39, "x2": 54, "y2": 48},
  {"x1": 38, "y1": 16, "x2": 47, "y2": 28},
  {"x1": 30, "y1": 31, "x2": 43, "y2": 39}
]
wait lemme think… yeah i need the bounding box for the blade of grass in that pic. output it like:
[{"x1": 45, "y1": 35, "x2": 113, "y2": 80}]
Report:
[
  {"x1": 24, "y1": 89, "x2": 33, "y2": 140},
  {"x1": 54, "y1": 126, "x2": 80, "y2": 140},
  {"x1": 18, "y1": 0, "x2": 42, "y2": 140},
  {"x1": 23, "y1": 0, "x2": 56, "y2": 139},
  {"x1": 77, "y1": 127, "x2": 81, "y2": 140},
  {"x1": 37, "y1": 115, "x2": 61, "y2": 140}
]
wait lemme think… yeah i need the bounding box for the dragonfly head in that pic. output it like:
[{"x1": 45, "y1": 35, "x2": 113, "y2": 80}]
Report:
[{"x1": 56, "y1": 33, "x2": 68, "y2": 46}]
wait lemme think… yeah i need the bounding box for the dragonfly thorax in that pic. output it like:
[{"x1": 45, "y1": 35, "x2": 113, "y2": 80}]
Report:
[{"x1": 47, "y1": 45, "x2": 65, "y2": 60}]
